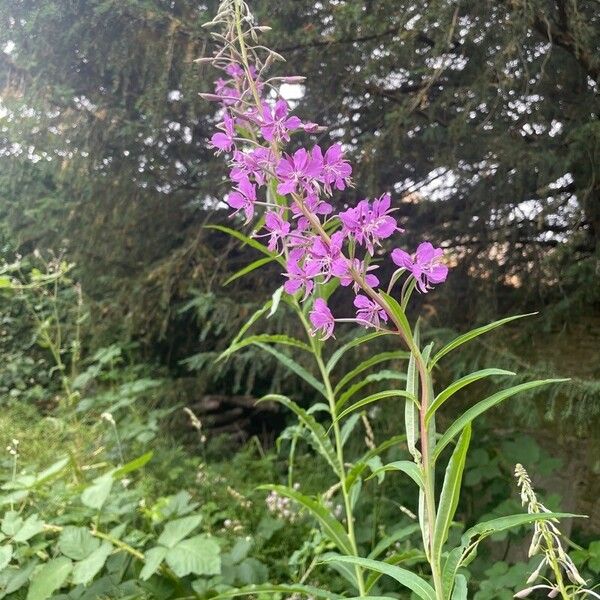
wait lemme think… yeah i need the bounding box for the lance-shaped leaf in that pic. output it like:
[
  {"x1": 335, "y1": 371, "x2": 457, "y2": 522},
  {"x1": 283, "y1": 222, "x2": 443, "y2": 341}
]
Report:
[
  {"x1": 441, "y1": 511, "x2": 584, "y2": 597},
  {"x1": 335, "y1": 390, "x2": 416, "y2": 422},
  {"x1": 260, "y1": 395, "x2": 339, "y2": 475},
  {"x1": 205, "y1": 225, "x2": 285, "y2": 265},
  {"x1": 258, "y1": 485, "x2": 354, "y2": 555},
  {"x1": 405, "y1": 332, "x2": 420, "y2": 461},
  {"x1": 432, "y1": 379, "x2": 568, "y2": 460},
  {"x1": 224, "y1": 256, "x2": 276, "y2": 285},
  {"x1": 326, "y1": 331, "x2": 392, "y2": 373},
  {"x1": 255, "y1": 343, "x2": 326, "y2": 396},
  {"x1": 211, "y1": 583, "x2": 343, "y2": 600},
  {"x1": 378, "y1": 291, "x2": 413, "y2": 341},
  {"x1": 368, "y1": 524, "x2": 421, "y2": 560},
  {"x1": 425, "y1": 369, "x2": 515, "y2": 424},
  {"x1": 345, "y1": 434, "x2": 407, "y2": 491},
  {"x1": 429, "y1": 313, "x2": 536, "y2": 370},
  {"x1": 367, "y1": 460, "x2": 424, "y2": 490},
  {"x1": 333, "y1": 351, "x2": 409, "y2": 395},
  {"x1": 218, "y1": 334, "x2": 313, "y2": 361},
  {"x1": 320, "y1": 554, "x2": 436, "y2": 600},
  {"x1": 336, "y1": 375, "x2": 401, "y2": 411},
  {"x1": 432, "y1": 424, "x2": 471, "y2": 562}
]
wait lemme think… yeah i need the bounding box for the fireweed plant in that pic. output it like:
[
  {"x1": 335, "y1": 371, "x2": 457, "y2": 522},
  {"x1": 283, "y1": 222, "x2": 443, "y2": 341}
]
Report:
[{"x1": 201, "y1": 2, "x2": 583, "y2": 599}]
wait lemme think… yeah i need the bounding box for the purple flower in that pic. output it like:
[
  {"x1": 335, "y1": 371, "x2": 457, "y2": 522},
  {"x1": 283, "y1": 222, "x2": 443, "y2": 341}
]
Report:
[
  {"x1": 276, "y1": 148, "x2": 323, "y2": 195},
  {"x1": 264, "y1": 211, "x2": 290, "y2": 253},
  {"x1": 260, "y1": 100, "x2": 302, "y2": 142},
  {"x1": 309, "y1": 298, "x2": 335, "y2": 340},
  {"x1": 313, "y1": 143, "x2": 352, "y2": 193},
  {"x1": 291, "y1": 194, "x2": 333, "y2": 230},
  {"x1": 391, "y1": 242, "x2": 448, "y2": 293},
  {"x1": 283, "y1": 248, "x2": 321, "y2": 300},
  {"x1": 231, "y1": 147, "x2": 276, "y2": 186},
  {"x1": 331, "y1": 257, "x2": 379, "y2": 293},
  {"x1": 339, "y1": 193, "x2": 399, "y2": 254},
  {"x1": 309, "y1": 231, "x2": 344, "y2": 280},
  {"x1": 214, "y1": 78, "x2": 240, "y2": 105},
  {"x1": 225, "y1": 63, "x2": 245, "y2": 78},
  {"x1": 226, "y1": 176, "x2": 256, "y2": 223},
  {"x1": 210, "y1": 112, "x2": 236, "y2": 153},
  {"x1": 353, "y1": 294, "x2": 388, "y2": 328}
]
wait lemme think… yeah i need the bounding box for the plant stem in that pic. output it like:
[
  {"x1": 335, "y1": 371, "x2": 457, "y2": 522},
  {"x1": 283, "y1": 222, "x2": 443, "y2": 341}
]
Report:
[{"x1": 295, "y1": 303, "x2": 367, "y2": 597}]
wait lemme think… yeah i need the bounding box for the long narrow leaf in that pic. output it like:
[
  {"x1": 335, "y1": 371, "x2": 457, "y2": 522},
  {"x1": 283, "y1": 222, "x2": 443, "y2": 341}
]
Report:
[
  {"x1": 336, "y1": 372, "x2": 406, "y2": 411},
  {"x1": 367, "y1": 460, "x2": 424, "y2": 490},
  {"x1": 432, "y1": 424, "x2": 471, "y2": 562},
  {"x1": 336, "y1": 390, "x2": 416, "y2": 422},
  {"x1": 321, "y1": 555, "x2": 436, "y2": 600},
  {"x1": 210, "y1": 584, "x2": 342, "y2": 600},
  {"x1": 379, "y1": 291, "x2": 413, "y2": 341},
  {"x1": 345, "y1": 434, "x2": 407, "y2": 491},
  {"x1": 432, "y1": 379, "x2": 568, "y2": 460},
  {"x1": 326, "y1": 331, "x2": 392, "y2": 373},
  {"x1": 429, "y1": 313, "x2": 537, "y2": 369},
  {"x1": 258, "y1": 485, "x2": 353, "y2": 554},
  {"x1": 224, "y1": 256, "x2": 275, "y2": 285},
  {"x1": 260, "y1": 394, "x2": 339, "y2": 475},
  {"x1": 368, "y1": 524, "x2": 421, "y2": 560},
  {"x1": 333, "y1": 351, "x2": 409, "y2": 395},
  {"x1": 218, "y1": 334, "x2": 312, "y2": 361},
  {"x1": 255, "y1": 343, "x2": 327, "y2": 396},
  {"x1": 206, "y1": 224, "x2": 285, "y2": 265},
  {"x1": 425, "y1": 369, "x2": 515, "y2": 424},
  {"x1": 405, "y1": 329, "x2": 420, "y2": 461},
  {"x1": 442, "y1": 511, "x2": 584, "y2": 595}
]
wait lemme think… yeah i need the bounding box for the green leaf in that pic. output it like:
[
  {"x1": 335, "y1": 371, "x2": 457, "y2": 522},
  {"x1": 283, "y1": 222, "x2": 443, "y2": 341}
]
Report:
[
  {"x1": 378, "y1": 292, "x2": 413, "y2": 341},
  {"x1": 425, "y1": 369, "x2": 515, "y2": 424},
  {"x1": 451, "y1": 574, "x2": 468, "y2": 600},
  {"x1": 255, "y1": 343, "x2": 326, "y2": 396},
  {"x1": 368, "y1": 524, "x2": 421, "y2": 559},
  {"x1": 26, "y1": 557, "x2": 72, "y2": 600},
  {"x1": 12, "y1": 514, "x2": 44, "y2": 543},
  {"x1": 0, "y1": 544, "x2": 13, "y2": 570},
  {"x1": 258, "y1": 485, "x2": 353, "y2": 555},
  {"x1": 333, "y1": 351, "x2": 409, "y2": 395},
  {"x1": 81, "y1": 474, "x2": 113, "y2": 510},
  {"x1": 229, "y1": 300, "x2": 272, "y2": 348},
  {"x1": 320, "y1": 554, "x2": 436, "y2": 600},
  {"x1": 58, "y1": 526, "x2": 100, "y2": 560},
  {"x1": 432, "y1": 379, "x2": 568, "y2": 460},
  {"x1": 405, "y1": 340, "x2": 419, "y2": 461},
  {"x1": 205, "y1": 225, "x2": 284, "y2": 265},
  {"x1": 442, "y1": 511, "x2": 584, "y2": 593},
  {"x1": 335, "y1": 371, "x2": 406, "y2": 410},
  {"x1": 429, "y1": 313, "x2": 537, "y2": 369},
  {"x1": 326, "y1": 331, "x2": 392, "y2": 373},
  {"x1": 31, "y1": 457, "x2": 70, "y2": 487},
  {"x1": 461, "y1": 512, "x2": 584, "y2": 546},
  {"x1": 432, "y1": 425, "x2": 472, "y2": 562},
  {"x1": 218, "y1": 334, "x2": 313, "y2": 361},
  {"x1": 210, "y1": 583, "x2": 342, "y2": 600},
  {"x1": 367, "y1": 460, "x2": 424, "y2": 490},
  {"x1": 224, "y1": 256, "x2": 276, "y2": 285},
  {"x1": 336, "y1": 390, "x2": 416, "y2": 422},
  {"x1": 164, "y1": 535, "x2": 220, "y2": 577},
  {"x1": 345, "y1": 435, "x2": 407, "y2": 491},
  {"x1": 71, "y1": 541, "x2": 112, "y2": 585},
  {"x1": 158, "y1": 515, "x2": 203, "y2": 548},
  {"x1": 262, "y1": 394, "x2": 338, "y2": 474},
  {"x1": 112, "y1": 451, "x2": 153, "y2": 478},
  {"x1": 340, "y1": 414, "x2": 361, "y2": 447},
  {"x1": 140, "y1": 546, "x2": 168, "y2": 581}
]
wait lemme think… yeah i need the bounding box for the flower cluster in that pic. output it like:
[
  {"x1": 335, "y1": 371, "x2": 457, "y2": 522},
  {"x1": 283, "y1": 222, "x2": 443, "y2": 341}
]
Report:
[{"x1": 201, "y1": 4, "x2": 448, "y2": 341}]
